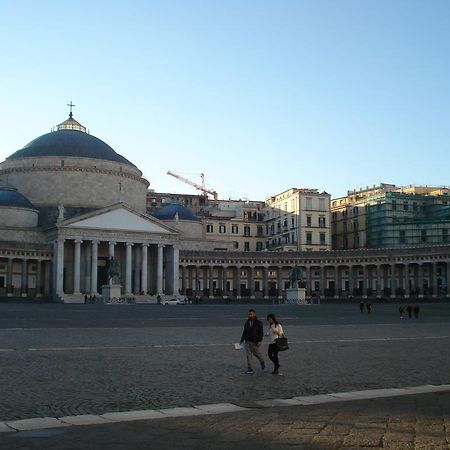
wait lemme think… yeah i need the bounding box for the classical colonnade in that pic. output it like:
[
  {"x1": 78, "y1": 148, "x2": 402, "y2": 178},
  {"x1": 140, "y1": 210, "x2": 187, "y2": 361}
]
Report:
[
  {"x1": 180, "y1": 248, "x2": 450, "y2": 299},
  {"x1": 53, "y1": 238, "x2": 179, "y2": 298},
  {"x1": 0, "y1": 247, "x2": 52, "y2": 297}
]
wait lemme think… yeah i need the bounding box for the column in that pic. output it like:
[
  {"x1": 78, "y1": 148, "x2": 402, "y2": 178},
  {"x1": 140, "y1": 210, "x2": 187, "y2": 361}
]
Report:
[
  {"x1": 133, "y1": 245, "x2": 141, "y2": 294},
  {"x1": 249, "y1": 266, "x2": 255, "y2": 298},
  {"x1": 172, "y1": 246, "x2": 180, "y2": 295},
  {"x1": 91, "y1": 241, "x2": 99, "y2": 294},
  {"x1": 418, "y1": 263, "x2": 424, "y2": 298},
  {"x1": 277, "y1": 267, "x2": 283, "y2": 300},
  {"x1": 404, "y1": 263, "x2": 410, "y2": 298},
  {"x1": 235, "y1": 265, "x2": 241, "y2": 298},
  {"x1": 125, "y1": 242, "x2": 133, "y2": 295},
  {"x1": 208, "y1": 266, "x2": 214, "y2": 297},
  {"x1": 36, "y1": 259, "x2": 42, "y2": 297},
  {"x1": 156, "y1": 244, "x2": 164, "y2": 295},
  {"x1": 73, "y1": 239, "x2": 82, "y2": 294},
  {"x1": 320, "y1": 266, "x2": 326, "y2": 298},
  {"x1": 432, "y1": 262, "x2": 438, "y2": 298},
  {"x1": 390, "y1": 264, "x2": 396, "y2": 299},
  {"x1": 446, "y1": 261, "x2": 450, "y2": 298},
  {"x1": 306, "y1": 266, "x2": 312, "y2": 297},
  {"x1": 348, "y1": 265, "x2": 353, "y2": 297},
  {"x1": 376, "y1": 264, "x2": 382, "y2": 298},
  {"x1": 108, "y1": 241, "x2": 115, "y2": 286},
  {"x1": 55, "y1": 239, "x2": 65, "y2": 295},
  {"x1": 333, "y1": 266, "x2": 339, "y2": 299},
  {"x1": 263, "y1": 266, "x2": 269, "y2": 299},
  {"x1": 141, "y1": 244, "x2": 148, "y2": 294},
  {"x1": 222, "y1": 266, "x2": 228, "y2": 297},
  {"x1": 362, "y1": 265, "x2": 368, "y2": 298},
  {"x1": 195, "y1": 265, "x2": 199, "y2": 294},
  {"x1": 6, "y1": 258, "x2": 12, "y2": 296},
  {"x1": 181, "y1": 266, "x2": 187, "y2": 295},
  {"x1": 21, "y1": 259, "x2": 28, "y2": 296}
]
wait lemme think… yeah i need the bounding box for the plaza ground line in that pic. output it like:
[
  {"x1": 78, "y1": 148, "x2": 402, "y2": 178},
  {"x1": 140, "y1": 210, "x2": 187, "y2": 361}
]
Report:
[{"x1": 0, "y1": 335, "x2": 448, "y2": 353}]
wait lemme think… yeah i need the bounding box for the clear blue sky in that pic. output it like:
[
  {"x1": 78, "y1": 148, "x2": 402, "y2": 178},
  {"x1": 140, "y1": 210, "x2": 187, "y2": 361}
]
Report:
[{"x1": 1, "y1": 0, "x2": 449, "y2": 200}]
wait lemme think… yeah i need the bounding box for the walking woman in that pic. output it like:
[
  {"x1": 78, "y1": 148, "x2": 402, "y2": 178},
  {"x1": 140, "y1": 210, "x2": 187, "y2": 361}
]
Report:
[{"x1": 266, "y1": 313, "x2": 284, "y2": 375}]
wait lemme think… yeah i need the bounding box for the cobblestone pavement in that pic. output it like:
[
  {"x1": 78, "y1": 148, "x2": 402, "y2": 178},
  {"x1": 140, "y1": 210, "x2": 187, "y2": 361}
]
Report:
[
  {"x1": 2, "y1": 392, "x2": 450, "y2": 449},
  {"x1": 1, "y1": 303, "x2": 449, "y2": 423}
]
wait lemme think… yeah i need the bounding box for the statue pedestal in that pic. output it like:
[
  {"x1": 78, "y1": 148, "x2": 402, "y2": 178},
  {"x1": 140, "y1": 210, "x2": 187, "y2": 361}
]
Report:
[
  {"x1": 102, "y1": 284, "x2": 122, "y2": 302},
  {"x1": 285, "y1": 288, "x2": 306, "y2": 305}
]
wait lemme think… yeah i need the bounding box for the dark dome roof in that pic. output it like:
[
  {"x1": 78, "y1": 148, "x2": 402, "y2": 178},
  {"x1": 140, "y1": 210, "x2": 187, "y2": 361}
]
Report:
[
  {"x1": 7, "y1": 129, "x2": 135, "y2": 167},
  {"x1": 153, "y1": 203, "x2": 198, "y2": 221},
  {"x1": 0, "y1": 188, "x2": 35, "y2": 209}
]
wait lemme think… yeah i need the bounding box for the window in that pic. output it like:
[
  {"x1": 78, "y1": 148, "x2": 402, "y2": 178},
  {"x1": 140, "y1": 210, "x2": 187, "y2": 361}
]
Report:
[
  {"x1": 244, "y1": 241, "x2": 250, "y2": 251},
  {"x1": 421, "y1": 229, "x2": 427, "y2": 243},
  {"x1": 392, "y1": 200, "x2": 397, "y2": 211},
  {"x1": 231, "y1": 225, "x2": 239, "y2": 234},
  {"x1": 257, "y1": 226, "x2": 263, "y2": 237},
  {"x1": 219, "y1": 225, "x2": 226, "y2": 233},
  {"x1": 306, "y1": 197, "x2": 313, "y2": 210},
  {"x1": 353, "y1": 220, "x2": 358, "y2": 230},
  {"x1": 244, "y1": 226, "x2": 251, "y2": 236},
  {"x1": 353, "y1": 206, "x2": 358, "y2": 216},
  {"x1": 206, "y1": 224, "x2": 214, "y2": 233},
  {"x1": 413, "y1": 202, "x2": 418, "y2": 212},
  {"x1": 320, "y1": 232, "x2": 326, "y2": 244},
  {"x1": 443, "y1": 229, "x2": 448, "y2": 243},
  {"x1": 234, "y1": 242, "x2": 239, "y2": 249},
  {"x1": 319, "y1": 198, "x2": 326, "y2": 211},
  {"x1": 306, "y1": 215, "x2": 312, "y2": 227},
  {"x1": 291, "y1": 217, "x2": 295, "y2": 227},
  {"x1": 403, "y1": 201, "x2": 409, "y2": 211},
  {"x1": 291, "y1": 232, "x2": 296, "y2": 243},
  {"x1": 399, "y1": 230, "x2": 406, "y2": 244},
  {"x1": 318, "y1": 216, "x2": 326, "y2": 227},
  {"x1": 306, "y1": 232, "x2": 312, "y2": 244},
  {"x1": 256, "y1": 242, "x2": 263, "y2": 251}
]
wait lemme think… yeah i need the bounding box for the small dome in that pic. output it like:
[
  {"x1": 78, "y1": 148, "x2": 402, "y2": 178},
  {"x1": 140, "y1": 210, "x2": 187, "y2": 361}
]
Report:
[
  {"x1": 0, "y1": 187, "x2": 35, "y2": 209},
  {"x1": 153, "y1": 203, "x2": 198, "y2": 221}
]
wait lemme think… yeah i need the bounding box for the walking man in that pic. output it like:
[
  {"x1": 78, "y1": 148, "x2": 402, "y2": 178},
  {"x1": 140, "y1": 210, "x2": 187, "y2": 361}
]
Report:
[{"x1": 240, "y1": 309, "x2": 266, "y2": 374}]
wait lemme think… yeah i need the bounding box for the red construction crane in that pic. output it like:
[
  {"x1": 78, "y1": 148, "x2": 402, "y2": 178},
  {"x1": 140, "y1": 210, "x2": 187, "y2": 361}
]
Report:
[{"x1": 167, "y1": 171, "x2": 218, "y2": 201}]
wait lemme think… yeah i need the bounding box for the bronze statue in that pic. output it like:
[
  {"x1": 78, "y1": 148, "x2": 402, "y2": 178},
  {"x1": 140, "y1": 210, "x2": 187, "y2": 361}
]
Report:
[
  {"x1": 107, "y1": 257, "x2": 121, "y2": 284},
  {"x1": 289, "y1": 265, "x2": 303, "y2": 288}
]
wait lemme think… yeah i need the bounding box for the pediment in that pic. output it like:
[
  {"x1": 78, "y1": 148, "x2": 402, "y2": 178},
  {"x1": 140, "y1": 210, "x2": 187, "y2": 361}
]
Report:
[{"x1": 61, "y1": 205, "x2": 177, "y2": 235}]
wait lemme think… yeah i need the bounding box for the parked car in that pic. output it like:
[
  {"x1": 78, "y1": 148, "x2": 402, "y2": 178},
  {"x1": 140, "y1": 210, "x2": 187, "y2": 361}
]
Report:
[{"x1": 162, "y1": 298, "x2": 183, "y2": 305}]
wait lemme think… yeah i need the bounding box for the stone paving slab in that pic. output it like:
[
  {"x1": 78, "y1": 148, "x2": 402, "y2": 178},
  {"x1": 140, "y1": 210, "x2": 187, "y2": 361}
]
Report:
[
  {"x1": 194, "y1": 403, "x2": 249, "y2": 414},
  {"x1": 6, "y1": 417, "x2": 66, "y2": 431},
  {"x1": 100, "y1": 409, "x2": 167, "y2": 422},
  {"x1": 59, "y1": 414, "x2": 112, "y2": 426},
  {"x1": 159, "y1": 407, "x2": 210, "y2": 417},
  {"x1": 0, "y1": 422, "x2": 14, "y2": 433}
]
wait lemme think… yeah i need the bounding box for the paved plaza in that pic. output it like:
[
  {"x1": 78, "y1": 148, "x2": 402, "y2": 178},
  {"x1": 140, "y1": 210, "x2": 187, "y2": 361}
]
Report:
[{"x1": 1, "y1": 302, "x2": 450, "y2": 449}]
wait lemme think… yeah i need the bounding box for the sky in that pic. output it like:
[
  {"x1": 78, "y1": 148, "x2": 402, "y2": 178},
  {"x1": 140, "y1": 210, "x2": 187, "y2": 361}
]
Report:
[{"x1": 1, "y1": 0, "x2": 449, "y2": 201}]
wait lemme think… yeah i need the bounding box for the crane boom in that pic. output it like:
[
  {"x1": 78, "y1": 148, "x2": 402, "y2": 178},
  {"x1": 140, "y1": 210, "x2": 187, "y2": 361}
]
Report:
[{"x1": 167, "y1": 171, "x2": 218, "y2": 200}]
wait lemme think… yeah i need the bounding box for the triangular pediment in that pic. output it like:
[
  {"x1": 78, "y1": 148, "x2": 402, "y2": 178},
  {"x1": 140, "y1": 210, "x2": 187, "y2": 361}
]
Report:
[{"x1": 60, "y1": 204, "x2": 178, "y2": 235}]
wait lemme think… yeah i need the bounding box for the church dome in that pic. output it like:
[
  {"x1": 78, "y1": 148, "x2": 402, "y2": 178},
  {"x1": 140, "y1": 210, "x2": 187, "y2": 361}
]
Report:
[
  {"x1": 153, "y1": 203, "x2": 198, "y2": 221},
  {"x1": 0, "y1": 187, "x2": 35, "y2": 209},
  {"x1": 7, "y1": 113, "x2": 135, "y2": 167}
]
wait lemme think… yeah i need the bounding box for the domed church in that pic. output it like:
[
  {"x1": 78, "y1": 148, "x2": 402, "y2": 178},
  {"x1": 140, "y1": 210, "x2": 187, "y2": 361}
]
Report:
[{"x1": 0, "y1": 110, "x2": 182, "y2": 302}]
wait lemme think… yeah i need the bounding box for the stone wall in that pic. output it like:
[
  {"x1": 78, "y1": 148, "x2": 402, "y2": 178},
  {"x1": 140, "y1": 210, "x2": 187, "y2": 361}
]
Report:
[{"x1": 0, "y1": 206, "x2": 38, "y2": 227}]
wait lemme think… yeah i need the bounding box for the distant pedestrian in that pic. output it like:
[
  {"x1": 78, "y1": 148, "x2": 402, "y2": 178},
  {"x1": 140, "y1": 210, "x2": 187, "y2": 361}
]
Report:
[
  {"x1": 399, "y1": 306, "x2": 404, "y2": 320},
  {"x1": 406, "y1": 304, "x2": 413, "y2": 319},
  {"x1": 265, "y1": 314, "x2": 284, "y2": 375},
  {"x1": 359, "y1": 301, "x2": 364, "y2": 314},
  {"x1": 84, "y1": 294, "x2": 88, "y2": 304},
  {"x1": 89, "y1": 295, "x2": 93, "y2": 304},
  {"x1": 366, "y1": 302, "x2": 372, "y2": 314},
  {"x1": 413, "y1": 304, "x2": 420, "y2": 319},
  {"x1": 240, "y1": 309, "x2": 265, "y2": 374}
]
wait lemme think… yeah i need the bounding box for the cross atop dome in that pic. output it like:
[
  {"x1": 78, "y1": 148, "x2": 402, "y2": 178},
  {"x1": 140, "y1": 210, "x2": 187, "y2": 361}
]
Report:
[
  {"x1": 67, "y1": 101, "x2": 75, "y2": 118},
  {"x1": 56, "y1": 102, "x2": 87, "y2": 132}
]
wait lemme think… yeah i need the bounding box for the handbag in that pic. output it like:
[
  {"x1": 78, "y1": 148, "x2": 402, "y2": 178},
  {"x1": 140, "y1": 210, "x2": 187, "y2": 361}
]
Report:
[{"x1": 275, "y1": 335, "x2": 289, "y2": 351}]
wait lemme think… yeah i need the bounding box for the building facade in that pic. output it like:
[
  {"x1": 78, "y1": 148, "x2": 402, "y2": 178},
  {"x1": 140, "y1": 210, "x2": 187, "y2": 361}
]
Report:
[{"x1": 332, "y1": 184, "x2": 450, "y2": 250}]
